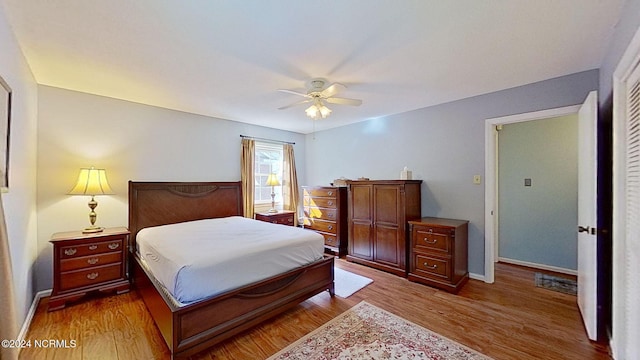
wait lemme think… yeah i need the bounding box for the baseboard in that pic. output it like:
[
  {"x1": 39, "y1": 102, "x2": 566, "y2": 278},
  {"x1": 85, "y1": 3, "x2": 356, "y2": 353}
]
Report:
[
  {"x1": 498, "y1": 257, "x2": 577, "y2": 276},
  {"x1": 469, "y1": 272, "x2": 485, "y2": 281},
  {"x1": 18, "y1": 289, "x2": 51, "y2": 341}
]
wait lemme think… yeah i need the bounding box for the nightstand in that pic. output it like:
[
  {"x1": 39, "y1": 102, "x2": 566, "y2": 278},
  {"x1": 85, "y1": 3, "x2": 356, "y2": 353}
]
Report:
[
  {"x1": 48, "y1": 227, "x2": 130, "y2": 311},
  {"x1": 407, "y1": 217, "x2": 469, "y2": 293},
  {"x1": 255, "y1": 210, "x2": 295, "y2": 226}
]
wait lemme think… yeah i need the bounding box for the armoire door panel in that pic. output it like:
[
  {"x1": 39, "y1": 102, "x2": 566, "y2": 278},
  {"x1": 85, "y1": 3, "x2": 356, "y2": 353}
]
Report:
[
  {"x1": 374, "y1": 186, "x2": 400, "y2": 225},
  {"x1": 350, "y1": 221, "x2": 373, "y2": 260},
  {"x1": 374, "y1": 224, "x2": 402, "y2": 267},
  {"x1": 350, "y1": 185, "x2": 372, "y2": 221}
]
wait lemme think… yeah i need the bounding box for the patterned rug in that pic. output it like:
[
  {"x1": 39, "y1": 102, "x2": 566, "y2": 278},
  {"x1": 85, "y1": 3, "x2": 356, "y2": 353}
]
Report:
[
  {"x1": 268, "y1": 301, "x2": 492, "y2": 360},
  {"x1": 534, "y1": 273, "x2": 577, "y2": 295}
]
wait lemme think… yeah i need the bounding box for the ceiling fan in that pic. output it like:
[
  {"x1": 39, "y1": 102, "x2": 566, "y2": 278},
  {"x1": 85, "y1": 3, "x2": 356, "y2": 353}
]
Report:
[{"x1": 278, "y1": 78, "x2": 362, "y2": 120}]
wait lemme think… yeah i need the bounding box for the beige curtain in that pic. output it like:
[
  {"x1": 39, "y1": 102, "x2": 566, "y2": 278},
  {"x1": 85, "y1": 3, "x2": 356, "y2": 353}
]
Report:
[
  {"x1": 0, "y1": 194, "x2": 19, "y2": 360},
  {"x1": 283, "y1": 144, "x2": 300, "y2": 226},
  {"x1": 241, "y1": 138, "x2": 255, "y2": 219}
]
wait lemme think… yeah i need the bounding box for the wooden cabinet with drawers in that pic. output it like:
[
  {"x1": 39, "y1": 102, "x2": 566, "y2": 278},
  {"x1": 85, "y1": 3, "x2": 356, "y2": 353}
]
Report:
[
  {"x1": 303, "y1": 186, "x2": 348, "y2": 256},
  {"x1": 407, "y1": 217, "x2": 469, "y2": 293},
  {"x1": 48, "y1": 227, "x2": 130, "y2": 311},
  {"x1": 255, "y1": 210, "x2": 295, "y2": 226},
  {"x1": 346, "y1": 180, "x2": 422, "y2": 276}
]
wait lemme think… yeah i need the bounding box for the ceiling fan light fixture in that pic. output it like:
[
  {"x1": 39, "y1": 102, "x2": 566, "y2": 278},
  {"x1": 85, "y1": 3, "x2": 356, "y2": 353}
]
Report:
[
  {"x1": 305, "y1": 99, "x2": 332, "y2": 120},
  {"x1": 279, "y1": 78, "x2": 361, "y2": 120},
  {"x1": 319, "y1": 104, "x2": 332, "y2": 118},
  {"x1": 305, "y1": 104, "x2": 320, "y2": 119}
]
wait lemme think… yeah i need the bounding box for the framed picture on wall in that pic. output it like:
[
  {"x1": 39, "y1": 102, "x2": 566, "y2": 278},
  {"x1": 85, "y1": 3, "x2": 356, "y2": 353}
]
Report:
[{"x1": 0, "y1": 75, "x2": 12, "y2": 191}]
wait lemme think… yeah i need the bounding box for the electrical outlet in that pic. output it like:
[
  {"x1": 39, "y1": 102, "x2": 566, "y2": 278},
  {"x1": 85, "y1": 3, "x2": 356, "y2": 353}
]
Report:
[{"x1": 473, "y1": 175, "x2": 481, "y2": 185}]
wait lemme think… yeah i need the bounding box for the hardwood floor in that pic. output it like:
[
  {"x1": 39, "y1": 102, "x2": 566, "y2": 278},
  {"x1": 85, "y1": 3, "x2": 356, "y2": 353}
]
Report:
[{"x1": 20, "y1": 260, "x2": 611, "y2": 360}]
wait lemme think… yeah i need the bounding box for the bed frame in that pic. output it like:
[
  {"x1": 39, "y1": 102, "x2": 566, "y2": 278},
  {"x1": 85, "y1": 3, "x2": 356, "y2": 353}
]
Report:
[{"x1": 128, "y1": 181, "x2": 335, "y2": 359}]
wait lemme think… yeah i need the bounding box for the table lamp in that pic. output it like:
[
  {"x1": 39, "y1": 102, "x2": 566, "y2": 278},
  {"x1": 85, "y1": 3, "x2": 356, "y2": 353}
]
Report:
[
  {"x1": 68, "y1": 166, "x2": 114, "y2": 233},
  {"x1": 265, "y1": 173, "x2": 280, "y2": 213}
]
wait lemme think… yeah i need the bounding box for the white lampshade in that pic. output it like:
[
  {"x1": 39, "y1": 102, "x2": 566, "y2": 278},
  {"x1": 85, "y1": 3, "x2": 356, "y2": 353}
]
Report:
[
  {"x1": 68, "y1": 167, "x2": 114, "y2": 196},
  {"x1": 266, "y1": 173, "x2": 280, "y2": 186}
]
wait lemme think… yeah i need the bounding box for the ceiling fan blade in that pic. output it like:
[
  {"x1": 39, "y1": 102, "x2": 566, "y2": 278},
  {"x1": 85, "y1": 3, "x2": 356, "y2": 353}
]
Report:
[
  {"x1": 321, "y1": 83, "x2": 346, "y2": 98},
  {"x1": 277, "y1": 89, "x2": 310, "y2": 98},
  {"x1": 326, "y1": 97, "x2": 362, "y2": 106},
  {"x1": 278, "y1": 98, "x2": 312, "y2": 110}
]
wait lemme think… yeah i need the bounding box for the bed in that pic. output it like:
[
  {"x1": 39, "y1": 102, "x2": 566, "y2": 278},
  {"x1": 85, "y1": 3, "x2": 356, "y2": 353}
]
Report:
[{"x1": 128, "y1": 181, "x2": 335, "y2": 359}]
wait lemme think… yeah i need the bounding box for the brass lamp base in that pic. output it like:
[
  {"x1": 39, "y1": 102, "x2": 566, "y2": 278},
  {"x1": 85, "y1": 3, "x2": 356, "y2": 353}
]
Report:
[
  {"x1": 268, "y1": 190, "x2": 277, "y2": 213},
  {"x1": 82, "y1": 195, "x2": 103, "y2": 233}
]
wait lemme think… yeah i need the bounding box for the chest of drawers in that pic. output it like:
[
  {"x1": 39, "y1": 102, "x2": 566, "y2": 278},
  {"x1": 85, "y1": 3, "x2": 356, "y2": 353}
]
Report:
[
  {"x1": 48, "y1": 227, "x2": 130, "y2": 311},
  {"x1": 407, "y1": 217, "x2": 469, "y2": 293},
  {"x1": 303, "y1": 186, "x2": 347, "y2": 256}
]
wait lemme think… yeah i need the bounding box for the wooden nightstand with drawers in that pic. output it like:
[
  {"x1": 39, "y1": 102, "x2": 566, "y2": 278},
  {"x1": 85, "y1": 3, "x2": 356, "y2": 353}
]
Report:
[
  {"x1": 48, "y1": 227, "x2": 130, "y2": 311},
  {"x1": 255, "y1": 210, "x2": 295, "y2": 226},
  {"x1": 408, "y1": 217, "x2": 469, "y2": 293}
]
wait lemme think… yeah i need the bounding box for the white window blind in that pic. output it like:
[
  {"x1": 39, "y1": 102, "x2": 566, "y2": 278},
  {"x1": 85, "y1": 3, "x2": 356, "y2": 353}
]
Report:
[{"x1": 624, "y1": 63, "x2": 640, "y2": 357}]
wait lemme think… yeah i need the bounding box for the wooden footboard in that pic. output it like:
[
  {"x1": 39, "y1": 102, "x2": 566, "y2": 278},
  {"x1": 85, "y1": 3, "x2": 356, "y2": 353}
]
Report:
[{"x1": 132, "y1": 253, "x2": 335, "y2": 359}]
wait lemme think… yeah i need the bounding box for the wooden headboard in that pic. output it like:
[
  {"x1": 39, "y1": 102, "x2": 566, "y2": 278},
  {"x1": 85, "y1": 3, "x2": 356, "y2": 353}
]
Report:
[{"x1": 128, "y1": 181, "x2": 243, "y2": 252}]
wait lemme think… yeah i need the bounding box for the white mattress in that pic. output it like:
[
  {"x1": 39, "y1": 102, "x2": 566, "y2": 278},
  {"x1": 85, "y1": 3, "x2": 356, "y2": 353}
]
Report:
[{"x1": 136, "y1": 216, "x2": 324, "y2": 305}]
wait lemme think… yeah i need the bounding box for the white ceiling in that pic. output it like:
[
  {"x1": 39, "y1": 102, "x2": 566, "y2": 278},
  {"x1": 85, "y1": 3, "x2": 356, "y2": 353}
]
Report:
[{"x1": 2, "y1": 0, "x2": 625, "y2": 134}]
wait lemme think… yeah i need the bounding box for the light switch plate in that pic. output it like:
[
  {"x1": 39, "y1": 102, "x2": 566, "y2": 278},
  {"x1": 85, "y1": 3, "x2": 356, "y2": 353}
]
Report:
[{"x1": 473, "y1": 175, "x2": 481, "y2": 185}]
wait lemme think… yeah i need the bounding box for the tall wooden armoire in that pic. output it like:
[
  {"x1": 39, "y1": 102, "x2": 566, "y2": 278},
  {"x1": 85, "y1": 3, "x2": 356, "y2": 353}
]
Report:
[{"x1": 346, "y1": 180, "x2": 422, "y2": 276}]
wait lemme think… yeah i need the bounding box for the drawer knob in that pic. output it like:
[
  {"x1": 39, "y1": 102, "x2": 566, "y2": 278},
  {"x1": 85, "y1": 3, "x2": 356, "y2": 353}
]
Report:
[
  {"x1": 87, "y1": 258, "x2": 99, "y2": 265},
  {"x1": 423, "y1": 237, "x2": 437, "y2": 244},
  {"x1": 327, "y1": 191, "x2": 333, "y2": 196},
  {"x1": 108, "y1": 242, "x2": 119, "y2": 250},
  {"x1": 327, "y1": 201, "x2": 334, "y2": 206},
  {"x1": 423, "y1": 262, "x2": 438, "y2": 269},
  {"x1": 86, "y1": 272, "x2": 99, "y2": 280},
  {"x1": 328, "y1": 225, "x2": 333, "y2": 230},
  {"x1": 89, "y1": 245, "x2": 98, "y2": 251},
  {"x1": 64, "y1": 248, "x2": 77, "y2": 256}
]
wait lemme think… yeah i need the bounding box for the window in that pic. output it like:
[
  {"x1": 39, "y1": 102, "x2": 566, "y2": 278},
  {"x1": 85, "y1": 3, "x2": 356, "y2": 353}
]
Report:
[{"x1": 254, "y1": 141, "x2": 284, "y2": 211}]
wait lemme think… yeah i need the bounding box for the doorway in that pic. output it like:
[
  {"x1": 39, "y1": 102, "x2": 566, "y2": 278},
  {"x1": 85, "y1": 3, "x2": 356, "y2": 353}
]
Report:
[
  {"x1": 484, "y1": 105, "x2": 580, "y2": 283},
  {"x1": 496, "y1": 114, "x2": 579, "y2": 274}
]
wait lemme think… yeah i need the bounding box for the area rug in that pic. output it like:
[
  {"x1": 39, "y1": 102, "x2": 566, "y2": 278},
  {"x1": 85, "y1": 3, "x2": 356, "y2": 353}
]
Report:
[
  {"x1": 534, "y1": 272, "x2": 577, "y2": 295},
  {"x1": 268, "y1": 301, "x2": 492, "y2": 360},
  {"x1": 334, "y1": 267, "x2": 373, "y2": 298}
]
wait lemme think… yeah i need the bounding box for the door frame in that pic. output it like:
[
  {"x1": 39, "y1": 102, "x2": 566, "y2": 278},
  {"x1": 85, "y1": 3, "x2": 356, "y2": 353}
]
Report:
[{"x1": 484, "y1": 105, "x2": 581, "y2": 283}]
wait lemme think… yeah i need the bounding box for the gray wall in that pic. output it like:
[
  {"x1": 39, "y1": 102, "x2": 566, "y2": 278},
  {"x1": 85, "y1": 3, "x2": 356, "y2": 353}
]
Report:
[
  {"x1": 0, "y1": 2, "x2": 39, "y2": 334},
  {"x1": 498, "y1": 115, "x2": 578, "y2": 270},
  {"x1": 36, "y1": 85, "x2": 307, "y2": 291},
  {"x1": 305, "y1": 70, "x2": 598, "y2": 276}
]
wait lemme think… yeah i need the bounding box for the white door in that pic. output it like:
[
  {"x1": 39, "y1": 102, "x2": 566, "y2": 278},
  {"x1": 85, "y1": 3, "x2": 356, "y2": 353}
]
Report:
[{"x1": 577, "y1": 90, "x2": 598, "y2": 340}]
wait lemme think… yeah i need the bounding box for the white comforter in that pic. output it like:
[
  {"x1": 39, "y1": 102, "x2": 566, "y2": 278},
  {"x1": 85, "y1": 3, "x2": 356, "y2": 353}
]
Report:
[{"x1": 136, "y1": 216, "x2": 324, "y2": 305}]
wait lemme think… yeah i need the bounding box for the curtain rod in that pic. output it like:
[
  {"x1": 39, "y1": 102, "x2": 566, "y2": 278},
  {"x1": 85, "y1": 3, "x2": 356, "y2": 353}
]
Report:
[{"x1": 239, "y1": 135, "x2": 295, "y2": 145}]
